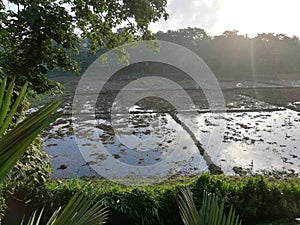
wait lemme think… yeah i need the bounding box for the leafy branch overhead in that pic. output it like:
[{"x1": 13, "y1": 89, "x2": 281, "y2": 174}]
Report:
[{"x1": 0, "y1": 0, "x2": 168, "y2": 93}]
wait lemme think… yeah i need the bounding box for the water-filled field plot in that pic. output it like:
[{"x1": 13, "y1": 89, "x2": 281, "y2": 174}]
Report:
[{"x1": 42, "y1": 79, "x2": 300, "y2": 179}]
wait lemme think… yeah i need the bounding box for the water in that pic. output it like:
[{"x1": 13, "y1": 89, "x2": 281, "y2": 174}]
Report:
[
  {"x1": 179, "y1": 109, "x2": 300, "y2": 175},
  {"x1": 43, "y1": 113, "x2": 204, "y2": 180},
  {"x1": 43, "y1": 106, "x2": 300, "y2": 179},
  {"x1": 40, "y1": 79, "x2": 300, "y2": 179}
]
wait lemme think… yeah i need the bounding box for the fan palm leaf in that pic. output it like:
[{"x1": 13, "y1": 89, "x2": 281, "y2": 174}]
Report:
[
  {"x1": 177, "y1": 188, "x2": 242, "y2": 225},
  {"x1": 23, "y1": 192, "x2": 108, "y2": 225}
]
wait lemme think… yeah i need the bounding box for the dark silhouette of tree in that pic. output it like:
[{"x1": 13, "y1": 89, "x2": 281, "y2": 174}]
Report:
[{"x1": 154, "y1": 28, "x2": 300, "y2": 78}]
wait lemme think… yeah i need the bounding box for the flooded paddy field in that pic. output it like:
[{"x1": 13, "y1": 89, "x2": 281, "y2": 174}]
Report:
[
  {"x1": 179, "y1": 109, "x2": 300, "y2": 176},
  {"x1": 43, "y1": 111, "x2": 204, "y2": 179},
  {"x1": 41, "y1": 75, "x2": 300, "y2": 180}
]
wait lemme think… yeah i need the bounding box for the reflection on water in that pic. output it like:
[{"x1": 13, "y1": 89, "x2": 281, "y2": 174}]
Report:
[
  {"x1": 44, "y1": 112, "x2": 204, "y2": 180},
  {"x1": 100, "y1": 113, "x2": 177, "y2": 165},
  {"x1": 179, "y1": 109, "x2": 300, "y2": 175},
  {"x1": 43, "y1": 104, "x2": 300, "y2": 179}
]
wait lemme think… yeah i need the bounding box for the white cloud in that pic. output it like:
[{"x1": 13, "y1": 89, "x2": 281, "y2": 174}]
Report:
[
  {"x1": 150, "y1": 0, "x2": 222, "y2": 35},
  {"x1": 214, "y1": 0, "x2": 300, "y2": 37},
  {"x1": 150, "y1": 0, "x2": 300, "y2": 37}
]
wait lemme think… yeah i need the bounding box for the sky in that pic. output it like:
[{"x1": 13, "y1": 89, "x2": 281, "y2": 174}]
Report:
[{"x1": 150, "y1": 0, "x2": 300, "y2": 37}]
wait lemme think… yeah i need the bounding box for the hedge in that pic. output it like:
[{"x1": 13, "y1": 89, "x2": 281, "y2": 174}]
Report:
[{"x1": 5, "y1": 174, "x2": 300, "y2": 225}]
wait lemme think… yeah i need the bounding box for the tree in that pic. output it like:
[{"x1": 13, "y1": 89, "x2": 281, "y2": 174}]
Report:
[
  {"x1": 221, "y1": 29, "x2": 239, "y2": 38},
  {"x1": 146, "y1": 27, "x2": 300, "y2": 77},
  {"x1": 0, "y1": 0, "x2": 168, "y2": 93}
]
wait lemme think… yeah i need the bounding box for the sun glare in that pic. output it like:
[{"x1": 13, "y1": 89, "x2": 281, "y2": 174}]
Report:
[
  {"x1": 149, "y1": 0, "x2": 300, "y2": 38},
  {"x1": 214, "y1": 0, "x2": 300, "y2": 37}
]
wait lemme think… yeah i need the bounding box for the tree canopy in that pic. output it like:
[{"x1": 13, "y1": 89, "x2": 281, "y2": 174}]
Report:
[
  {"x1": 0, "y1": 0, "x2": 168, "y2": 93},
  {"x1": 155, "y1": 28, "x2": 300, "y2": 77}
]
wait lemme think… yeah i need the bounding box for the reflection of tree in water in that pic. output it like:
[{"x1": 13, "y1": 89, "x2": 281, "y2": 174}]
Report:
[{"x1": 97, "y1": 112, "x2": 178, "y2": 166}]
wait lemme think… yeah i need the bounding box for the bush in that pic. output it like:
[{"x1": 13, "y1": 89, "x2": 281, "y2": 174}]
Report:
[
  {"x1": 4, "y1": 93, "x2": 53, "y2": 191},
  {"x1": 6, "y1": 174, "x2": 300, "y2": 225},
  {"x1": 0, "y1": 101, "x2": 54, "y2": 222},
  {"x1": 6, "y1": 136, "x2": 53, "y2": 190}
]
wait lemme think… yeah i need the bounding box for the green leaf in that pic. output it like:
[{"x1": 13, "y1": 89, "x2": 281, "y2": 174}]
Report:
[
  {"x1": 177, "y1": 188, "x2": 201, "y2": 225},
  {"x1": 0, "y1": 80, "x2": 28, "y2": 136},
  {"x1": 23, "y1": 192, "x2": 108, "y2": 225},
  {"x1": 0, "y1": 77, "x2": 15, "y2": 131},
  {"x1": 0, "y1": 100, "x2": 60, "y2": 183},
  {"x1": 0, "y1": 77, "x2": 61, "y2": 183},
  {"x1": 177, "y1": 188, "x2": 242, "y2": 225}
]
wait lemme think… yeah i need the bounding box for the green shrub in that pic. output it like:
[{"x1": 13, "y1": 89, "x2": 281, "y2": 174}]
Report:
[
  {"x1": 0, "y1": 77, "x2": 109, "y2": 225},
  {"x1": 1, "y1": 78, "x2": 54, "y2": 191},
  {"x1": 8, "y1": 174, "x2": 300, "y2": 225},
  {"x1": 7, "y1": 136, "x2": 53, "y2": 187}
]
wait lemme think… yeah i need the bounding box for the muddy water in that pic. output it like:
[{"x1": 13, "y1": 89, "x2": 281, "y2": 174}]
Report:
[
  {"x1": 179, "y1": 109, "x2": 300, "y2": 176},
  {"x1": 43, "y1": 108, "x2": 300, "y2": 179},
  {"x1": 43, "y1": 113, "x2": 205, "y2": 179},
  {"x1": 42, "y1": 89, "x2": 300, "y2": 180}
]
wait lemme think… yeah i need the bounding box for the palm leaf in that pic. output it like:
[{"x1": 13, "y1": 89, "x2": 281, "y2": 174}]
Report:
[
  {"x1": 0, "y1": 76, "x2": 28, "y2": 136},
  {"x1": 178, "y1": 188, "x2": 201, "y2": 225},
  {"x1": 0, "y1": 77, "x2": 108, "y2": 225},
  {"x1": 0, "y1": 101, "x2": 60, "y2": 183},
  {"x1": 24, "y1": 192, "x2": 108, "y2": 225},
  {"x1": 51, "y1": 191, "x2": 108, "y2": 225},
  {"x1": 0, "y1": 77, "x2": 15, "y2": 130},
  {"x1": 177, "y1": 188, "x2": 242, "y2": 225},
  {"x1": 0, "y1": 77, "x2": 61, "y2": 183}
]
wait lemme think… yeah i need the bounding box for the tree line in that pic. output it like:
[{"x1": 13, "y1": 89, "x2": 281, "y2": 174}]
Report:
[{"x1": 154, "y1": 28, "x2": 300, "y2": 77}]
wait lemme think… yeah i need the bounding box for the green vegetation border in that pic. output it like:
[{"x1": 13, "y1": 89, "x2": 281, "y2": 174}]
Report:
[{"x1": 7, "y1": 174, "x2": 300, "y2": 225}]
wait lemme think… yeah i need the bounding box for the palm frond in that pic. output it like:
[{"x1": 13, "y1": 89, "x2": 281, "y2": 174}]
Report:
[
  {"x1": 51, "y1": 191, "x2": 108, "y2": 225},
  {"x1": 0, "y1": 100, "x2": 60, "y2": 183},
  {"x1": 23, "y1": 192, "x2": 108, "y2": 225},
  {"x1": 0, "y1": 77, "x2": 108, "y2": 225},
  {"x1": 0, "y1": 77, "x2": 61, "y2": 183},
  {"x1": 0, "y1": 77, "x2": 28, "y2": 136},
  {"x1": 178, "y1": 187, "x2": 201, "y2": 225},
  {"x1": 177, "y1": 188, "x2": 242, "y2": 225}
]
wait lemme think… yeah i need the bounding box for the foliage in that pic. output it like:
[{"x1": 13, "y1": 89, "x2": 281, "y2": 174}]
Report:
[
  {"x1": 0, "y1": 77, "x2": 108, "y2": 224},
  {"x1": 9, "y1": 174, "x2": 300, "y2": 225},
  {"x1": 40, "y1": 27, "x2": 300, "y2": 84},
  {"x1": 101, "y1": 188, "x2": 160, "y2": 225},
  {"x1": 7, "y1": 136, "x2": 54, "y2": 189},
  {"x1": 0, "y1": 189, "x2": 6, "y2": 223},
  {"x1": 177, "y1": 187, "x2": 242, "y2": 225},
  {"x1": 0, "y1": 80, "x2": 60, "y2": 183},
  {"x1": 0, "y1": 77, "x2": 59, "y2": 223},
  {"x1": 0, "y1": 77, "x2": 54, "y2": 218},
  {"x1": 0, "y1": 77, "x2": 28, "y2": 137},
  {"x1": 22, "y1": 192, "x2": 108, "y2": 225},
  {"x1": 0, "y1": 0, "x2": 168, "y2": 94},
  {"x1": 155, "y1": 28, "x2": 300, "y2": 77}
]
